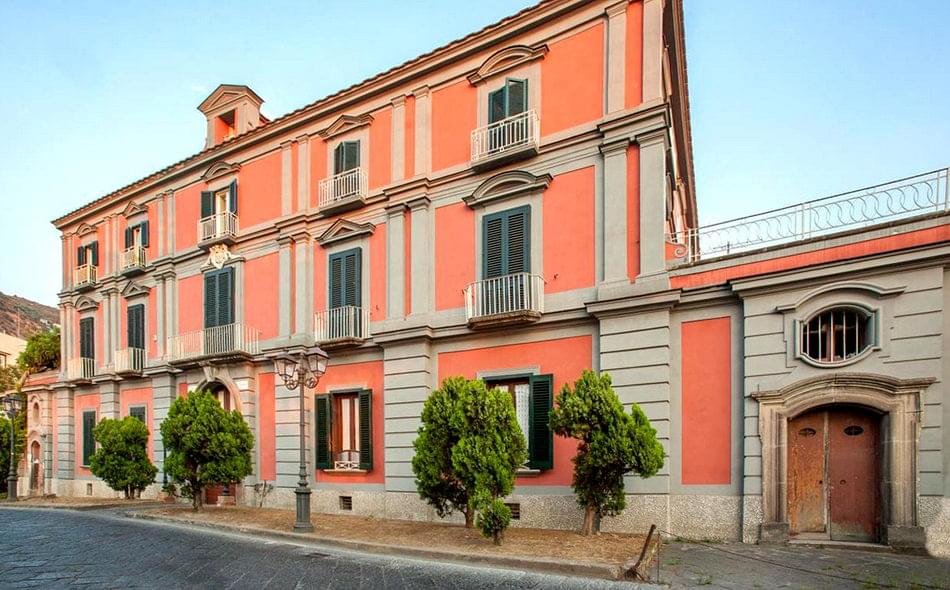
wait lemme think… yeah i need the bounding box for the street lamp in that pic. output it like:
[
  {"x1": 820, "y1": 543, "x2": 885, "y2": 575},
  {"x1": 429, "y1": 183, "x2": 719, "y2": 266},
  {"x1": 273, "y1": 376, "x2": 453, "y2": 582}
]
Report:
[
  {"x1": 273, "y1": 347, "x2": 328, "y2": 533},
  {"x1": 2, "y1": 394, "x2": 24, "y2": 502}
]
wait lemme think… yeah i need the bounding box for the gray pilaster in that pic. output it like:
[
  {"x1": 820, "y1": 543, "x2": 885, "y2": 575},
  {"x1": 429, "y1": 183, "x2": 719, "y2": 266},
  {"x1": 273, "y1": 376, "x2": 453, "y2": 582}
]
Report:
[
  {"x1": 391, "y1": 96, "x2": 406, "y2": 183},
  {"x1": 151, "y1": 374, "x2": 175, "y2": 474},
  {"x1": 166, "y1": 190, "x2": 176, "y2": 256},
  {"x1": 101, "y1": 293, "x2": 112, "y2": 368},
  {"x1": 293, "y1": 232, "x2": 313, "y2": 336},
  {"x1": 233, "y1": 259, "x2": 245, "y2": 325},
  {"x1": 155, "y1": 276, "x2": 165, "y2": 359},
  {"x1": 239, "y1": 375, "x2": 258, "y2": 484},
  {"x1": 99, "y1": 381, "x2": 119, "y2": 419},
  {"x1": 156, "y1": 194, "x2": 165, "y2": 258},
  {"x1": 606, "y1": 1, "x2": 628, "y2": 113},
  {"x1": 56, "y1": 388, "x2": 75, "y2": 481},
  {"x1": 601, "y1": 139, "x2": 629, "y2": 285},
  {"x1": 642, "y1": 0, "x2": 664, "y2": 103},
  {"x1": 383, "y1": 339, "x2": 432, "y2": 492},
  {"x1": 274, "y1": 383, "x2": 309, "y2": 489},
  {"x1": 637, "y1": 130, "x2": 668, "y2": 279},
  {"x1": 385, "y1": 204, "x2": 407, "y2": 318},
  {"x1": 408, "y1": 197, "x2": 432, "y2": 315},
  {"x1": 278, "y1": 238, "x2": 293, "y2": 338},
  {"x1": 412, "y1": 86, "x2": 430, "y2": 176}
]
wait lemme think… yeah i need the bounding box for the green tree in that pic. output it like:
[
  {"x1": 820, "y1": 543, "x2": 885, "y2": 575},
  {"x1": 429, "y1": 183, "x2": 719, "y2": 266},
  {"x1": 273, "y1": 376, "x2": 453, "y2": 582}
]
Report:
[
  {"x1": 89, "y1": 416, "x2": 158, "y2": 498},
  {"x1": 412, "y1": 377, "x2": 474, "y2": 527},
  {"x1": 550, "y1": 370, "x2": 665, "y2": 536},
  {"x1": 0, "y1": 405, "x2": 26, "y2": 495},
  {"x1": 160, "y1": 390, "x2": 254, "y2": 510},
  {"x1": 17, "y1": 328, "x2": 61, "y2": 374},
  {"x1": 451, "y1": 379, "x2": 526, "y2": 544}
]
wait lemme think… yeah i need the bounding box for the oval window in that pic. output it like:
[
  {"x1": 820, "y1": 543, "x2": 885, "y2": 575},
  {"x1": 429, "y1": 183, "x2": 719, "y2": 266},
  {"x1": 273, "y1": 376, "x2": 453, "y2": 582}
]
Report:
[
  {"x1": 798, "y1": 427, "x2": 817, "y2": 437},
  {"x1": 800, "y1": 307, "x2": 873, "y2": 364},
  {"x1": 844, "y1": 425, "x2": 864, "y2": 436}
]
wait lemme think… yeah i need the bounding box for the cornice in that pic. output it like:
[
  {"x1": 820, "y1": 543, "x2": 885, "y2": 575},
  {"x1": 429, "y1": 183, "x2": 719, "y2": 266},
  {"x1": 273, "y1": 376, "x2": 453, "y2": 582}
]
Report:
[
  {"x1": 466, "y1": 43, "x2": 549, "y2": 85},
  {"x1": 464, "y1": 170, "x2": 553, "y2": 208},
  {"x1": 201, "y1": 161, "x2": 241, "y2": 182}
]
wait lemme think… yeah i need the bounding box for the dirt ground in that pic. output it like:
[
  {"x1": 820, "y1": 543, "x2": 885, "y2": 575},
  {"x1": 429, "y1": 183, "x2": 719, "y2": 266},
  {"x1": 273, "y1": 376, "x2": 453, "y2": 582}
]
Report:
[{"x1": 147, "y1": 505, "x2": 646, "y2": 566}]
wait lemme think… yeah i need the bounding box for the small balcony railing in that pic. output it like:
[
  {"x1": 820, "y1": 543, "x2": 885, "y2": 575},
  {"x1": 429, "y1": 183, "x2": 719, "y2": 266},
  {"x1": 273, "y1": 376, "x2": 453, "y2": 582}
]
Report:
[
  {"x1": 66, "y1": 357, "x2": 96, "y2": 381},
  {"x1": 314, "y1": 306, "x2": 369, "y2": 344},
  {"x1": 121, "y1": 245, "x2": 147, "y2": 272},
  {"x1": 667, "y1": 167, "x2": 950, "y2": 262},
  {"x1": 75, "y1": 264, "x2": 97, "y2": 288},
  {"x1": 464, "y1": 272, "x2": 544, "y2": 325},
  {"x1": 319, "y1": 168, "x2": 367, "y2": 210},
  {"x1": 165, "y1": 323, "x2": 260, "y2": 363},
  {"x1": 334, "y1": 450, "x2": 361, "y2": 471},
  {"x1": 198, "y1": 211, "x2": 238, "y2": 244},
  {"x1": 471, "y1": 110, "x2": 540, "y2": 165},
  {"x1": 114, "y1": 348, "x2": 145, "y2": 373}
]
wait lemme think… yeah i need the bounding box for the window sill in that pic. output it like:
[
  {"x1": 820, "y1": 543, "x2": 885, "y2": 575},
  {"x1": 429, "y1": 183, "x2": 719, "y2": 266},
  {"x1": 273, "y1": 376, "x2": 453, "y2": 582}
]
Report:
[
  {"x1": 321, "y1": 468, "x2": 369, "y2": 474},
  {"x1": 516, "y1": 468, "x2": 542, "y2": 477}
]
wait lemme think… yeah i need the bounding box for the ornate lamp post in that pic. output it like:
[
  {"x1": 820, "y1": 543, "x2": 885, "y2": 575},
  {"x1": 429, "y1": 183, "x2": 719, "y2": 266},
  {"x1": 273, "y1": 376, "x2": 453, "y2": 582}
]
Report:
[
  {"x1": 273, "y1": 347, "x2": 328, "y2": 533},
  {"x1": 2, "y1": 394, "x2": 24, "y2": 502}
]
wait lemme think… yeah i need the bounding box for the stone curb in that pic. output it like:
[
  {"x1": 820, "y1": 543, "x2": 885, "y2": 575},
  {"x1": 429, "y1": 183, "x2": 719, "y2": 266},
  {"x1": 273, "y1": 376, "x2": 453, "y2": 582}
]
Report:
[{"x1": 124, "y1": 510, "x2": 629, "y2": 582}]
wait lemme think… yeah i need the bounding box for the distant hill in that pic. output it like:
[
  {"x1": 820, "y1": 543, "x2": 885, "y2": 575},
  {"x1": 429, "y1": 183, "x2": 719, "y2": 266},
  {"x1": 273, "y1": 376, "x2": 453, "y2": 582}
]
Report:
[{"x1": 0, "y1": 292, "x2": 59, "y2": 338}]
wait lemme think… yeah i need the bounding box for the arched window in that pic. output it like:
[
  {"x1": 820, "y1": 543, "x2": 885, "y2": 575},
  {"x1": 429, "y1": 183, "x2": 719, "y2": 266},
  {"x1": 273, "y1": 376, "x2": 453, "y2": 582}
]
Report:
[{"x1": 800, "y1": 307, "x2": 874, "y2": 364}]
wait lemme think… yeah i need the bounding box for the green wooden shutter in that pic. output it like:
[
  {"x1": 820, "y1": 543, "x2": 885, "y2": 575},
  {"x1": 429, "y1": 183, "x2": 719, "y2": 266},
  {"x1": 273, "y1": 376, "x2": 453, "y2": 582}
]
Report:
[
  {"x1": 528, "y1": 374, "x2": 553, "y2": 470},
  {"x1": 328, "y1": 254, "x2": 343, "y2": 309},
  {"x1": 140, "y1": 221, "x2": 150, "y2": 247},
  {"x1": 489, "y1": 86, "x2": 507, "y2": 124},
  {"x1": 82, "y1": 410, "x2": 96, "y2": 466},
  {"x1": 228, "y1": 180, "x2": 238, "y2": 214},
  {"x1": 77, "y1": 246, "x2": 86, "y2": 266},
  {"x1": 79, "y1": 317, "x2": 94, "y2": 360},
  {"x1": 358, "y1": 389, "x2": 372, "y2": 470},
  {"x1": 200, "y1": 191, "x2": 214, "y2": 218},
  {"x1": 315, "y1": 395, "x2": 331, "y2": 469},
  {"x1": 483, "y1": 206, "x2": 530, "y2": 279},
  {"x1": 344, "y1": 141, "x2": 360, "y2": 170},
  {"x1": 124, "y1": 227, "x2": 134, "y2": 249},
  {"x1": 333, "y1": 143, "x2": 345, "y2": 175},
  {"x1": 506, "y1": 207, "x2": 530, "y2": 274},
  {"x1": 483, "y1": 214, "x2": 505, "y2": 279},
  {"x1": 90, "y1": 241, "x2": 99, "y2": 266},
  {"x1": 328, "y1": 248, "x2": 361, "y2": 309},
  {"x1": 218, "y1": 268, "x2": 234, "y2": 325},
  {"x1": 127, "y1": 304, "x2": 145, "y2": 349},
  {"x1": 507, "y1": 78, "x2": 527, "y2": 116},
  {"x1": 204, "y1": 272, "x2": 218, "y2": 328},
  {"x1": 130, "y1": 406, "x2": 146, "y2": 423}
]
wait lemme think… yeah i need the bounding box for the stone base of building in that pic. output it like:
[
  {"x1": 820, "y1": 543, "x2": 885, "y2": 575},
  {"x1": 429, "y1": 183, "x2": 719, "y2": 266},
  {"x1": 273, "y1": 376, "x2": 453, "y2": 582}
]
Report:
[
  {"x1": 919, "y1": 496, "x2": 950, "y2": 558},
  {"x1": 758, "y1": 522, "x2": 790, "y2": 544}
]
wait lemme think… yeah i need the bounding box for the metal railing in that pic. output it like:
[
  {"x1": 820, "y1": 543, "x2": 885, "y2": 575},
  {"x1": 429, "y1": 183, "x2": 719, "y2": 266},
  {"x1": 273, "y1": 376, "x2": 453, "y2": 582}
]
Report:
[
  {"x1": 319, "y1": 167, "x2": 367, "y2": 209},
  {"x1": 75, "y1": 264, "x2": 97, "y2": 287},
  {"x1": 66, "y1": 357, "x2": 96, "y2": 380},
  {"x1": 667, "y1": 168, "x2": 950, "y2": 262},
  {"x1": 334, "y1": 450, "x2": 361, "y2": 471},
  {"x1": 314, "y1": 306, "x2": 369, "y2": 342},
  {"x1": 465, "y1": 273, "x2": 544, "y2": 321},
  {"x1": 471, "y1": 110, "x2": 540, "y2": 163},
  {"x1": 114, "y1": 348, "x2": 145, "y2": 373},
  {"x1": 198, "y1": 211, "x2": 238, "y2": 243},
  {"x1": 122, "y1": 245, "x2": 147, "y2": 270},
  {"x1": 165, "y1": 323, "x2": 260, "y2": 362}
]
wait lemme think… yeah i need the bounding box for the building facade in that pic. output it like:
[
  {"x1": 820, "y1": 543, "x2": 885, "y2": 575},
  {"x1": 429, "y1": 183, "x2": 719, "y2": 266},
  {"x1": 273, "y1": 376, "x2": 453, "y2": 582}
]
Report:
[{"x1": 20, "y1": 0, "x2": 950, "y2": 556}]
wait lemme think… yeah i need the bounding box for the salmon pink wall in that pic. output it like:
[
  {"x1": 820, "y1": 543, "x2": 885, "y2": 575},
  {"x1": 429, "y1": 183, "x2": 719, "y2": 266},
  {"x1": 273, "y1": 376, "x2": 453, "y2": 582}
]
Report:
[
  {"x1": 625, "y1": 1, "x2": 644, "y2": 109},
  {"x1": 178, "y1": 382, "x2": 188, "y2": 398},
  {"x1": 121, "y1": 388, "x2": 153, "y2": 460},
  {"x1": 435, "y1": 203, "x2": 475, "y2": 310},
  {"x1": 541, "y1": 23, "x2": 604, "y2": 136},
  {"x1": 75, "y1": 393, "x2": 100, "y2": 477},
  {"x1": 177, "y1": 274, "x2": 203, "y2": 334},
  {"x1": 257, "y1": 372, "x2": 276, "y2": 481},
  {"x1": 311, "y1": 139, "x2": 327, "y2": 209},
  {"x1": 627, "y1": 144, "x2": 641, "y2": 280},
  {"x1": 239, "y1": 151, "x2": 281, "y2": 228},
  {"x1": 245, "y1": 253, "x2": 279, "y2": 340},
  {"x1": 174, "y1": 183, "x2": 202, "y2": 252},
  {"x1": 313, "y1": 243, "x2": 327, "y2": 313},
  {"x1": 681, "y1": 317, "x2": 732, "y2": 485},
  {"x1": 431, "y1": 80, "x2": 477, "y2": 172},
  {"x1": 370, "y1": 223, "x2": 386, "y2": 321},
  {"x1": 404, "y1": 95, "x2": 416, "y2": 178},
  {"x1": 543, "y1": 166, "x2": 595, "y2": 293},
  {"x1": 437, "y1": 335, "x2": 592, "y2": 486},
  {"x1": 369, "y1": 108, "x2": 392, "y2": 189},
  {"x1": 315, "y1": 360, "x2": 385, "y2": 484}
]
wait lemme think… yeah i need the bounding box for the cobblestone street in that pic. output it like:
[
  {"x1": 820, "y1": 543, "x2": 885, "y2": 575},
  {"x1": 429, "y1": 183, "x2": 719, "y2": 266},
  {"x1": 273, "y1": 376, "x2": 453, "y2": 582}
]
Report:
[{"x1": 0, "y1": 508, "x2": 643, "y2": 589}]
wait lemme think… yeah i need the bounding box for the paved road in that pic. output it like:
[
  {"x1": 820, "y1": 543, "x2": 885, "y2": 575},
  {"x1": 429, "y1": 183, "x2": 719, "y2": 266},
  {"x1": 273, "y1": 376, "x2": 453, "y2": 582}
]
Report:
[{"x1": 0, "y1": 508, "x2": 644, "y2": 589}]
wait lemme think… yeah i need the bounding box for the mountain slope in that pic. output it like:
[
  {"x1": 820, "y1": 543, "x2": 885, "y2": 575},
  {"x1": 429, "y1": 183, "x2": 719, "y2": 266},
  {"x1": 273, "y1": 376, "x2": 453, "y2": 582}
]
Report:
[{"x1": 0, "y1": 292, "x2": 59, "y2": 338}]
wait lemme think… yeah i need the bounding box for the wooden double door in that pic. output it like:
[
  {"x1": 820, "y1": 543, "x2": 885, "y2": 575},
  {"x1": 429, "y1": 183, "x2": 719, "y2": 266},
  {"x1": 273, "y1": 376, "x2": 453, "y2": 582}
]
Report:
[{"x1": 787, "y1": 406, "x2": 881, "y2": 542}]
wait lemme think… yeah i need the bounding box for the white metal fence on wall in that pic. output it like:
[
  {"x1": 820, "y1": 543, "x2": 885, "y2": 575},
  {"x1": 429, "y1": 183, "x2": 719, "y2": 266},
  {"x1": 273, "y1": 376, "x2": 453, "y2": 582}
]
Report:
[
  {"x1": 314, "y1": 306, "x2": 369, "y2": 342},
  {"x1": 165, "y1": 323, "x2": 260, "y2": 362},
  {"x1": 464, "y1": 273, "x2": 544, "y2": 321},
  {"x1": 471, "y1": 110, "x2": 540, "y2": 163}
]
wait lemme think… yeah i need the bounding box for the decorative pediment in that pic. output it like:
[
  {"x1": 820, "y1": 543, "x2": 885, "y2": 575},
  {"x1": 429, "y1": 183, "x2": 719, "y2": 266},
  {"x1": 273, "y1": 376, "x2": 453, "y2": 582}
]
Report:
[
  {"x1": 317, "y1": 219, "x2": 375, "y2": 246},
  {"x1": 198, "y1": 84, "x2": 263, "y2": 115},
  {"x1": 202, "y1": 160, "x2": 241, "y2": 182},
  {"x1": 122, "y1": 201, "x2": 148, "y2": 219},
  {"x1": 464, "y1": 170, "x2": 553, "y2": 208},
  {"x1": 121, "y1": 280, "x2": 151, "y2": 299},
  {"x1": 317, "y1": 114, "x2": 374, "y2": 140},
  {"x1": 467, "y1": 44, "x2": 548, "y2": 85},
  {"x1": 76, "y1": 222, "x2": 97, "y2": 237},
  {"x1": 775, "y1": 282, "x2": 905, "y2": 313},
  {"x1": 74, "y1": 295, "x2": 99, "y2": 312}
]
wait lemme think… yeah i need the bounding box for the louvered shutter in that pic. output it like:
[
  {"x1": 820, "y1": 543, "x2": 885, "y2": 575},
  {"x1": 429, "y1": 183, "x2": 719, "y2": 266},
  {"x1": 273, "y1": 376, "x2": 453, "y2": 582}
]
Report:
[
  {"x1": 127, "y1": 304, "x2": 145, "y2": 349},
  {"x1": 506, "y1": 207, "x2": 529, "y2": 274},
  {"x1": 483, "y1": 206, "x2": 530, "y2": 279},
  {"x1": 90, "y1": 241, "x2": 99, "y2": 266},
  {"x1": 342, "y1": 248, "x2": 361, "y2": 308},
  {"x1": 358, "y1": 389, "x2": 373, "y2": 470},
  {"x1": 82, "y1": 411, "x2": 96, "y2": 466},
  {"x1": 217, "y1": 268, "x2": 234, "y2": 326},
  {"x1": 228, "y1": 180, "x2": 238, "y2": 214},
  {"x1": 483, "y1": 214, "x2": 505, "y2": 279},
  {"x1": 333, "y1": 143, "x2": 345, "y2": 175},
  {"x1": 344, "y1": 141, "x2": 360, "y2": 170},
  {"x1": 507, "y1": 78, "x2": 527, "y2": 116},
  {"x1": 315, "y1": 395, "x2": 331, "y2": 469},
  {"x1": 489, "y1": 86, "x2": 507, "y2": 124},
  {"x1": 200, "y1": 191, "x2": 214, "y2": 218},
  {"x1": 140, "y1": 221, "x2": 150, "y2": 247},
  {"x1": 79, "y1": 317, "x2": 94, "y2": 360},
  {"x1": 328, "y1": 253, "x2": 344, "y2": 309},
  {"x1": 124, "y1": 227, "x2": 134, "y2": 249},
  {"x1": 204, "y1": 273, "x2": 218, "y2": 329},
  {"x1": 527, "y1": 374, "x2": 553, "y2": 470},
  {"x1": 130, "y1": 406, "x2": 146, "y2": 423},
  {"x1": 77, "y1": 246, "x2": 86, "y2": 266}
]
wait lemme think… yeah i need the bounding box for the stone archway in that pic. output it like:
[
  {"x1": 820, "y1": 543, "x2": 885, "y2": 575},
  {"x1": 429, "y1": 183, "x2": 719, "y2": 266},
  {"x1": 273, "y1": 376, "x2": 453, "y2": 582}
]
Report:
[
  {"x1": 753, "y1": 373, "x2": 933, "y2": 548},
  {"x1": 192, "y1": 377, "x2": 241, "y2": 505}
]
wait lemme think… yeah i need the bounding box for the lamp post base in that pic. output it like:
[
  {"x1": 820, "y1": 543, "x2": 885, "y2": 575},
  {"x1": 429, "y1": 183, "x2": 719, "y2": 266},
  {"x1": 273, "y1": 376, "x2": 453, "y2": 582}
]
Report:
[
  {"x1": 6, "y1": 476, "x2": 17, "y2": 502},
  {"x1": 293, "y1": 486, "x2": 313, "y2": 533}
]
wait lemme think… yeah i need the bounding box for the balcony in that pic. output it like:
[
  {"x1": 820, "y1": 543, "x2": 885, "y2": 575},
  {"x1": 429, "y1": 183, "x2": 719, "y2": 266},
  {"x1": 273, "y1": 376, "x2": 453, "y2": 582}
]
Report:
[
  {"x1": 314, "y1": 306, "x2": 369, "y2": 349},
  {"x1": 113, "y1": 348, "x2": 145, "y2": 375},
  {"x1": 198, "y1": 211, "x2": 238, "y2": 248},
  {"x1": 165, "y1": 323, "x2": 260, "y2": 364},
  {"x1": 319, "y1": 168, "x2": 367, "y2": 215},
  {"x1": 66, "y1": 357, "x2": 96, "y2": 381},
  {"x1": 333, "y1": 450, "x2": 362, "y2": 471},
  {"x1": 74, "y1": 264, "x2": 97, "y2": 291},
  {"x1": 471, "y1": 110, "x2": 540, "y2": 172},
  {"x1": 668, "y1": 167, "x2": 950, "y2": 263},
  {"x1": 121, "y1": 245, "x2": 147, "y2": 276},
  {"x1": 464, "y1": 272, "x2": 544, "y2": 328}
]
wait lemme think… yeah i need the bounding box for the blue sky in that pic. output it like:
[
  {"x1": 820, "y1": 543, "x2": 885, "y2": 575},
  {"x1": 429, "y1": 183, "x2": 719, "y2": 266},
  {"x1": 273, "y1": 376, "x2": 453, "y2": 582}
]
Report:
[{"x1": 1, "y1": 0, "x2": 947, "y2": 306}]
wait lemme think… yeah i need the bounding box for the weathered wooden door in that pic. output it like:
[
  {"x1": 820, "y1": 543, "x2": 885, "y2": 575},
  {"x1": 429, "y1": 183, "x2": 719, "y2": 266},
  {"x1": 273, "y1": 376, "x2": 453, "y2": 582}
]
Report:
[{"x1": 787, "y1": 407, "x2": 881, "y2": 542}]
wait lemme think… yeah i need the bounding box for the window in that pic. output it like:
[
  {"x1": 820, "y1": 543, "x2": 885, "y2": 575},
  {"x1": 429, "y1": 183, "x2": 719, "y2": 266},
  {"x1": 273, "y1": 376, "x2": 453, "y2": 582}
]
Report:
[
  {"x1": 76, "y1": 241, "x2": 99, "y2": 267},
  {"x1": 204, "y1": 268, "x2": 234, "y2": 329},
  {"x1": 315, "y1": 390, "x2": 373, "y2": 471},
  {"x1": 129, "y1": 406, "x2": 146, "y2": 424},
  {"x1": 483, "y1": 206, "x2": 530, "y2": 279},
  {"x1": 127, "y1": 304, "x2": 145, "y2": 351},
  {"x1": 488, "y1": 78, "x2": 527, "y2": 124},
  {"x1": 328, "y1": 248, "x2": 362, "y2": 309},
  {"x1": 82, "y1": 410, "x2": 97, "y2": 466},
  {"x1": 79, "y1": 317, "x2": 95, "y2": 361},
  {"x1": 333, "y1": 141, "x2": 360, "y2": 175},
  {"x1": 200, "y1": 180, "x2": 238, "y2": 219},
  {"x1": 800, "y1": 307, "x2": 874, "y2": 364},
  {"x1": 484, "y1": 374, "x2": 553, "y2": 470},
  {"x1": 123, "y1": 222, "x2": 150, "y2": 249}
]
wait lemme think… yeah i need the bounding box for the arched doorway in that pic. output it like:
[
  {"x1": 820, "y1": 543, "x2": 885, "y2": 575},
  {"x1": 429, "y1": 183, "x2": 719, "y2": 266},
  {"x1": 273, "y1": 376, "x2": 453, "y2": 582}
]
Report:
[
  {"x1": 204, "y1": 381, "x2": 236, "y2": 505},
  {"x1": 788, "y1": 405, "x2": 881, "y2": 542},
  {"x1": 29, "y1": 441, "x2": 42, "y2": 494}
]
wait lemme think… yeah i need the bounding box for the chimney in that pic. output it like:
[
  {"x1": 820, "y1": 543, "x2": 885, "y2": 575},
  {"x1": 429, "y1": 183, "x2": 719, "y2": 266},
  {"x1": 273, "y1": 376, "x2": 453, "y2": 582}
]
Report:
[{"x1": 197, "y1": 84, "x2": 266, "y2": 149}]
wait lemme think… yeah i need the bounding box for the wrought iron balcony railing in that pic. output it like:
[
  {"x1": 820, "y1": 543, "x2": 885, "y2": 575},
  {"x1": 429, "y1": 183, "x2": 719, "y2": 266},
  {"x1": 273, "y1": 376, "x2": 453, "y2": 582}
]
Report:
[
  {"x1": 165, "y1": 323, "x2": 260, "y2": 363},
  {"x1": 113, "y1": 348, "x2": 145, "y2": 373},
  {"x1": 667, "y1": 168, "x2": 950, "y2": 262},
  {"x1": 198, "y1": 211, "x2": 238, "y2": 244},
  {"x1": 471, "y1": 110, "x2": 540, "y2": 164},
  {"x1": 319, "y1": 168, "x2": 367, "y2": 210},
  {"x1": 314, "y1": 305, "x2": 369, "y2": 344},
  {"x1": 66, "y1": 357, "x2": 96, "y2": 381},
  {"x1": 74, "y1": 264, "x2": 97, "y2": 288},
  {"x1": 121, "y1": 245, "x2": 147, "y2": 272},
  {"x1": 464, "y1": 272, "x2": 544, "y2": 324}
]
